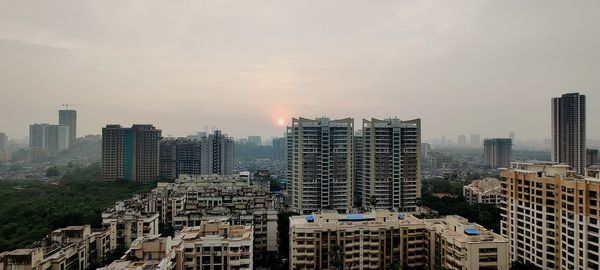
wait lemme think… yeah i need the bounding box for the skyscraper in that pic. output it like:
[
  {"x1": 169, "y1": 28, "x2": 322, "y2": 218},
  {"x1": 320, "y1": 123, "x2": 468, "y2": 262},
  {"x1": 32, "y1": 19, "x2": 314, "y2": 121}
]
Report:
[
  {"x1": 552, "y1": 92, "x2": 586, "y2": 174},
  {"x1": 271, "y1": 137, "x2": 286, "y2": 161},
  {"x1": 101, "y1": 124, "x2": 161, "y2": 183},
  {"x1": 29, "y1": 123, "x2": 50, "y2": 149},
  {"x1": 287, "y1": 117, "x2": 353, "y2": 214},
  {"x1": 46, "y1": 125, "x2": 70, "y2": 151},
  {"x1": 362, "y1": 118, "x2": 421, "y2": 212},
  {"x1": 457, "y1": 134, "x2": 467, "y2": 146},
  {"x1": 158, "y1": 130, "x2": 234, "y2": 179},
  {"x1": 59, "y1": 109, "x2": 77, "y2": 146},
  {"x1": 353, "y1": 129, "x2": 365, "y2": 208},
  {"x1": 470, "y1": 134, "x2": 481, "y2": 148},
  {"x1": 483, "y1": 138, "x2": 512, "y2": 169},
  {"x1": 0, "y1": 132, "x2": 7, "y2": 152}
]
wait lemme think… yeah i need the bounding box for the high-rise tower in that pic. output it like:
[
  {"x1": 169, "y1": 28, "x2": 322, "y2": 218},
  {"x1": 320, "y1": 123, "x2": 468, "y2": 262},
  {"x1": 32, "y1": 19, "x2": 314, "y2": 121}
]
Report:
[
  {"x1": 59, "y1": 109, "x2": 77, "y2": 146},
  {"x1": 552, "y1": 93, "x2": 586, "y2": 174}
]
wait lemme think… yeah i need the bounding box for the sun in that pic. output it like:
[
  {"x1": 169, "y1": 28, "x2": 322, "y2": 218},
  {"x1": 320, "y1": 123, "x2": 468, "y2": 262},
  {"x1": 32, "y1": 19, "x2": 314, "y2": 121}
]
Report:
[{"x1": 277, "y1": 118, "x2": 285, "y2": 127}]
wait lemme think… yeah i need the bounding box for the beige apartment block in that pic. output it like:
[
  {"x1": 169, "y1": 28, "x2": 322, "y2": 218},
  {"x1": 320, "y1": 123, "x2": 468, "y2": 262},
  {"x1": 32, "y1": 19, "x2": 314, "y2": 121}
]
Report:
[
  {"x1": 102, "y1": 199, "x2": 160, "y2": 248},
  {"x1": 289, "y1": 210, "x2": 508, "y2": 270},
  {"x1": 501, "y1": 162, "x2": 600, "y2": 270},
  {"x1": 0, "y1": 225, "x2": 112, "y2": 270},
  {"x1": 463, "y1": 177, "x2": 503, "y2": 206},
  {"x1": 172, "y1": 222, "x2": 254, "y2": 270},
  {"x1": 98, "y1": 235, "x2": 175, "y2": 270}
]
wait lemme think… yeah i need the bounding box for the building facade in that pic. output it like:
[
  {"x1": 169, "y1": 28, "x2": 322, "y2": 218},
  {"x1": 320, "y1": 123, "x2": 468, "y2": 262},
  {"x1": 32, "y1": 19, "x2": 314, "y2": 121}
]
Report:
[
  {"x1": 0, "y1": 132, "x2": 7, "y2": 153},
  {"x1": 463, "y1": 177, "x2": 502, "y2": 205},
  {"x1": 552, "y1": 93, "x2": 586, "y2": 174},
  {"x1": 362, "y1": 118, "x2": 421, "y2": 212},
  {"x1": 59, "y1": 109, "x2": 77, "y2": 146},
  {"x1": 287, "y1": 117, "x2": 354, "y2": 214},
  {"x1": 101, "y1": 124, "x2": 161, "y2": 183},
  {"x1": 587, "y1": 149, "x2": 599, "y2": 167},
  {"x1": 483, "y1": 138, "x2": 512, "y2": 169},
  {"x1": 500, "y1": 162, "x2": 600, "y2": 269},
  {"x1": 272, "y1": 137, "x2": 286, "y2": 162},
  {"x1": 289, "y1": 209, "x2": 508, "y2": 270}
]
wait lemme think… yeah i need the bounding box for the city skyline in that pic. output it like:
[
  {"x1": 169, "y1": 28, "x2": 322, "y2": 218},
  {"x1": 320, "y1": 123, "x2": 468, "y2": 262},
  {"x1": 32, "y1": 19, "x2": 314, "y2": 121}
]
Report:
[{"x1": 1, "y1": 1, "x2": 599, "y2": 140}]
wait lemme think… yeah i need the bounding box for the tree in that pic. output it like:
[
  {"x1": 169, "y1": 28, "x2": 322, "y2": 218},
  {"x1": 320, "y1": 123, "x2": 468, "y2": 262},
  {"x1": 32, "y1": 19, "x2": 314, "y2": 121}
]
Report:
[{"x1": 46, "y1": 166, "x2": 60, "y2": 177}]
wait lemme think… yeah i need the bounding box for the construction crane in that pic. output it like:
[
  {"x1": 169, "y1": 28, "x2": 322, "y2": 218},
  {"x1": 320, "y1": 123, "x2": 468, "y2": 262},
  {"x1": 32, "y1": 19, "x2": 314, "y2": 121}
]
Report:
[{"x1": 61, "y1": 104, "x2": 80, "y2": 110}]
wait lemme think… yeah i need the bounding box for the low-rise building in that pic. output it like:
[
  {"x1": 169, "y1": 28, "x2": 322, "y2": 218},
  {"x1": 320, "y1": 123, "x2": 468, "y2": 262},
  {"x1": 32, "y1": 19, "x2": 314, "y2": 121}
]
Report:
[
  {"x1": 463, "y1": 177, "x2": 502, "y2": 205},
  {"x1": 102, "y1": 197, "x2": 160, "y2": 248},
  {"x1": 289, "y1": 210, "x2": 508, "y2": 270},
  {"x1": 98, "y1": 235, "x2": 175, "y2": 270},
  {"x1": 0, "y1": 225, "x2": 112, "y2": 270},
  {"x1": 172, "y1": 222, "x2": 253, "y2": 270}
]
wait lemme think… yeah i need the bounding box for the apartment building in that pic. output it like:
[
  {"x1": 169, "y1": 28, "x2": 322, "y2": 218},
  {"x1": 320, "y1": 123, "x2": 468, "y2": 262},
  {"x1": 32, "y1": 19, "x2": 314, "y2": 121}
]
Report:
[
  {"x1": 287, "y1": 117, "x2": 354, "y2": 214},
  {"x1": 102, "y1": 198, "x2": 160, "y2": 248},
  {"x1": 361, "y1": 118, "x2": 421, "y2": 212},
  {"x1": 289, "y1": 210, "x2": 508, "y2": 270},
  {"x1": 0, "y1": 225, "x2": 112, "y2": 270},
  {"x1": 101, "y1": 124, "x2": 161, "y2": 183},
  {"x1": 99, "y1": 235, "x2": 175, "y2": 270},
  {"x1": 172, "y1": 222, "x2": 254, "y2": 270},
  {"x1": 500, "y1": 162, "x2": 600, "y2": 269},
  {"x1": 552, "y1": 93, "x2": 586, "y2": 174},
  {"x1": 483, "y1": 138, "x2": 512, "y2": 169},
  {"x1": 463, "y1": 177, "x2": 503, "y2": 206}
]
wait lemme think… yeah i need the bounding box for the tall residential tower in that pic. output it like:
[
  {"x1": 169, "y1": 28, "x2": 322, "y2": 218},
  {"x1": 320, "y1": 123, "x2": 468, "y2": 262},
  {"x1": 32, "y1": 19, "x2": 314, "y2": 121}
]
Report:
[
  {"x1": 59, "y1": 109, "x2": 77, "y2": 146},
  {"x1": 552, "y1": 93, "x2": 586, "y2": 174},
  {"x1": 101, "y1": 124, "x2": 161, "y2": 183},
  {"x1": 483, "y1": 138, "x2": 512, "y2": 169},
  {"x1": 286, "y1": 117, "x2": 353, "y2": 214}
]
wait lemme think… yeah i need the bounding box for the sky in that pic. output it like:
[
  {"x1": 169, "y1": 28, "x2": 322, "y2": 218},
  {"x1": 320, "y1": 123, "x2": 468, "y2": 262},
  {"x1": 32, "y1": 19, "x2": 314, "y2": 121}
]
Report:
[{"x1": 0, "y1": 0, "x2": 599, "y2": 141}]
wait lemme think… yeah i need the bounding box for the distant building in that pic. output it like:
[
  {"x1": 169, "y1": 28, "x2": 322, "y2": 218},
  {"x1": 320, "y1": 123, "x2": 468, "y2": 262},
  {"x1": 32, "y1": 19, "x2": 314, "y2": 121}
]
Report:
[
  {"x1": 463, "y1": 177, "x2": 502, "y2": 205},
  {"x1": 289, "y1": 209, "x2": 508, "y2": 270},
  {"x1": 470, "y1": 134, "x2": 481, "y2": 148},
  {"x1": 29, "y1": 123, "x2": 50, "y2": 149},
  {"x1": 287, "y1": 117, "x2": 353, "y2": 214},
  {"x1": 421, "y1": 142, "x2": 431, "y2": 159},
  {"x1": 361, "y1": 118, "x2": 421, "y2": 212},
  {"x1": 353, "y1": 129, "x2": 365, "y2": 207},
  {"x1": 501, "y1": 162, "x2": 600, "y2": 269},
  {"x1": 271, "y1": 137, "x2": 286, "y2": 161},
  {"x1": 587, "y1": 149, "x2": 599, "y2": 166},
  {"x1": 552, "y1": 92, "x2": 586, "y2": 174},
  {"x1": 29, "y1": 124, "x2": 69, "y2": 151},
  {"x1": 59, "y1": 109, "x2": 77, "y2": 146},
  {"x1": 484, "y1": 138, "x2": 512, "y2": 169},
  {"x1": 247, "y1": 135, "x2": 261, "y2": 145},
  {"x1": 457, "y1": 134, "x2": 467, "y2": 146},
  {"x1": 101, "y1": 124, "x2": 161, "y2": 183},
  {"x1": 0, "y1": 132, "x2": 7, "y2": 152}
]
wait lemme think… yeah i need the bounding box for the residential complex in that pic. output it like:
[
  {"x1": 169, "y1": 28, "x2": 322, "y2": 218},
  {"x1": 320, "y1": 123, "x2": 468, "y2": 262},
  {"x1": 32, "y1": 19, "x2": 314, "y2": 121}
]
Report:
[
  {"x1": 289, "y1": 209, "x2": 508, "y2": 270},
  {"x1": 463, "y1": 177, "x2": 502, "y2": 205},
  {"x1": 360, "y1": 118, "x2": 421, "y2": 212},
  {"x1": 287, "y1": 117, "x2": 354, "y2": 214},
  {"x1": 159, "y1": 130, "x2": 234, "y2": 180},
  {"x1": 102, "y1": 195, "x2": 161, "y2": 248},
  {"x1": 29, "y1": 123, "x2": 70, "y2": 151},
  {"x1": 59, "y1": 109, "x2": 77, "y2": 146},
  {"x1": 272, "y1": 137, "x2": 286, "y2": 162},
  {"x1": 0, "y1": 225, "x2": 112, "y2": 270},
  {"x1": 500, "y1": 162, "x2": 600, "y2": 269},
  {"x1": 552, "y1": 93, "x2": 586, "y2": 174},
  {"x1": 483, "y1": 138, "x2": 512, "y2": 169},
  {"x1": 101, "y1": 124, "x2": 161, "y2": 183}
]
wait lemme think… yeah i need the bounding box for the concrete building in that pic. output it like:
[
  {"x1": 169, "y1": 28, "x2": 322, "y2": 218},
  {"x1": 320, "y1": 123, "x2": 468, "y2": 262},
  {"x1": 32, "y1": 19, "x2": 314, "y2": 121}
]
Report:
[
  {"x1": 102, "y1": 197, "x2": 160, "y2": 248},
  {"x1": 0, "y1": 132, "x2": 7, "y2": 153},
  {"x1": 500, "y1": 162, "x2": 600, "y2": 269},
  {"x1": 353, "y1": 130, "x2": 365, "y2": 208},
  {"x1": 457, "y1": 134, "x2": 467, "y2": 146},
  {"x1": 483, "y1": 138, "x2": 512, "y2": 169},
  {"x1": 202, "y1": 130, "x2": 234, "y2": 175},
  {"x1": 287, "y1": 117, "x2": 354, "y2": 214},
  {"x1": 587, "y1": 149, "x2": 599, "y2": 167},
  {"x1": 552, "y1": 92, "x2": 586, "y2": 174},
  {"x1": 46, "y1": 124, "x2": 70, "y2": 151},
  {"x1": 29, "y1": 123, "x2": 50, "y2": 149},
  {"x1": 470, "y1": 134, "x2": 481, "y2": 148},
  {"x1": 247, "y1": 136, "x2": 261, "y2": 145},
  {"x1": 289, "y1": 209, "x2": 508, "y2": 270},
  {"x1": 99, "y1": 235, "x2": 175, "y2": 270},
  {"x1": 59, "y1": 109, "x2": 77, "y2": 146},
  {"x1": 463, "y1": 177, "x2": 502, "y2": 205},
  {"x1": 101, "y1": 124, "x2": 161, "y2": 183},
  {"x1": 272, "y1": 137, "x2": 286, "y2": 162},
  {"x1": 362, "y1": 118, "x2": 421, "y2": 212},
  {"x1": 172, "y1": 222, "x2": 254, "y2": 270},
  {"x1": 0, "y1": 225, "x2": 112, "y2": 270}
]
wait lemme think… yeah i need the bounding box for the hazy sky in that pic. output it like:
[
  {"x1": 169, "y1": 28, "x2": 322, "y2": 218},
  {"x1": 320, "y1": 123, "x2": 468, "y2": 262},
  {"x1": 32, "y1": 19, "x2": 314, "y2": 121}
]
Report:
[{"x1": 1, "y1": 0, "x2": 598, "y2": 141}]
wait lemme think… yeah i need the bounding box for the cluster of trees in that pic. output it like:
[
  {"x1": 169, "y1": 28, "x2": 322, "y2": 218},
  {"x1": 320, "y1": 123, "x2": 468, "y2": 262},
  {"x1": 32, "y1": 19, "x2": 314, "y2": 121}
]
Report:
[{"x1": 0, "y1": 162, "x2": 154, "y2": 252}]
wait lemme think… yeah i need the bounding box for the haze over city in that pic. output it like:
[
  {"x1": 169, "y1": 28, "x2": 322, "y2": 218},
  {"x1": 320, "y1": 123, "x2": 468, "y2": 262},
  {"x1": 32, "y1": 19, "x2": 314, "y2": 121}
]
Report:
[{"x1": 1, "y1": 0, "x2": 599, "y2": 140}]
